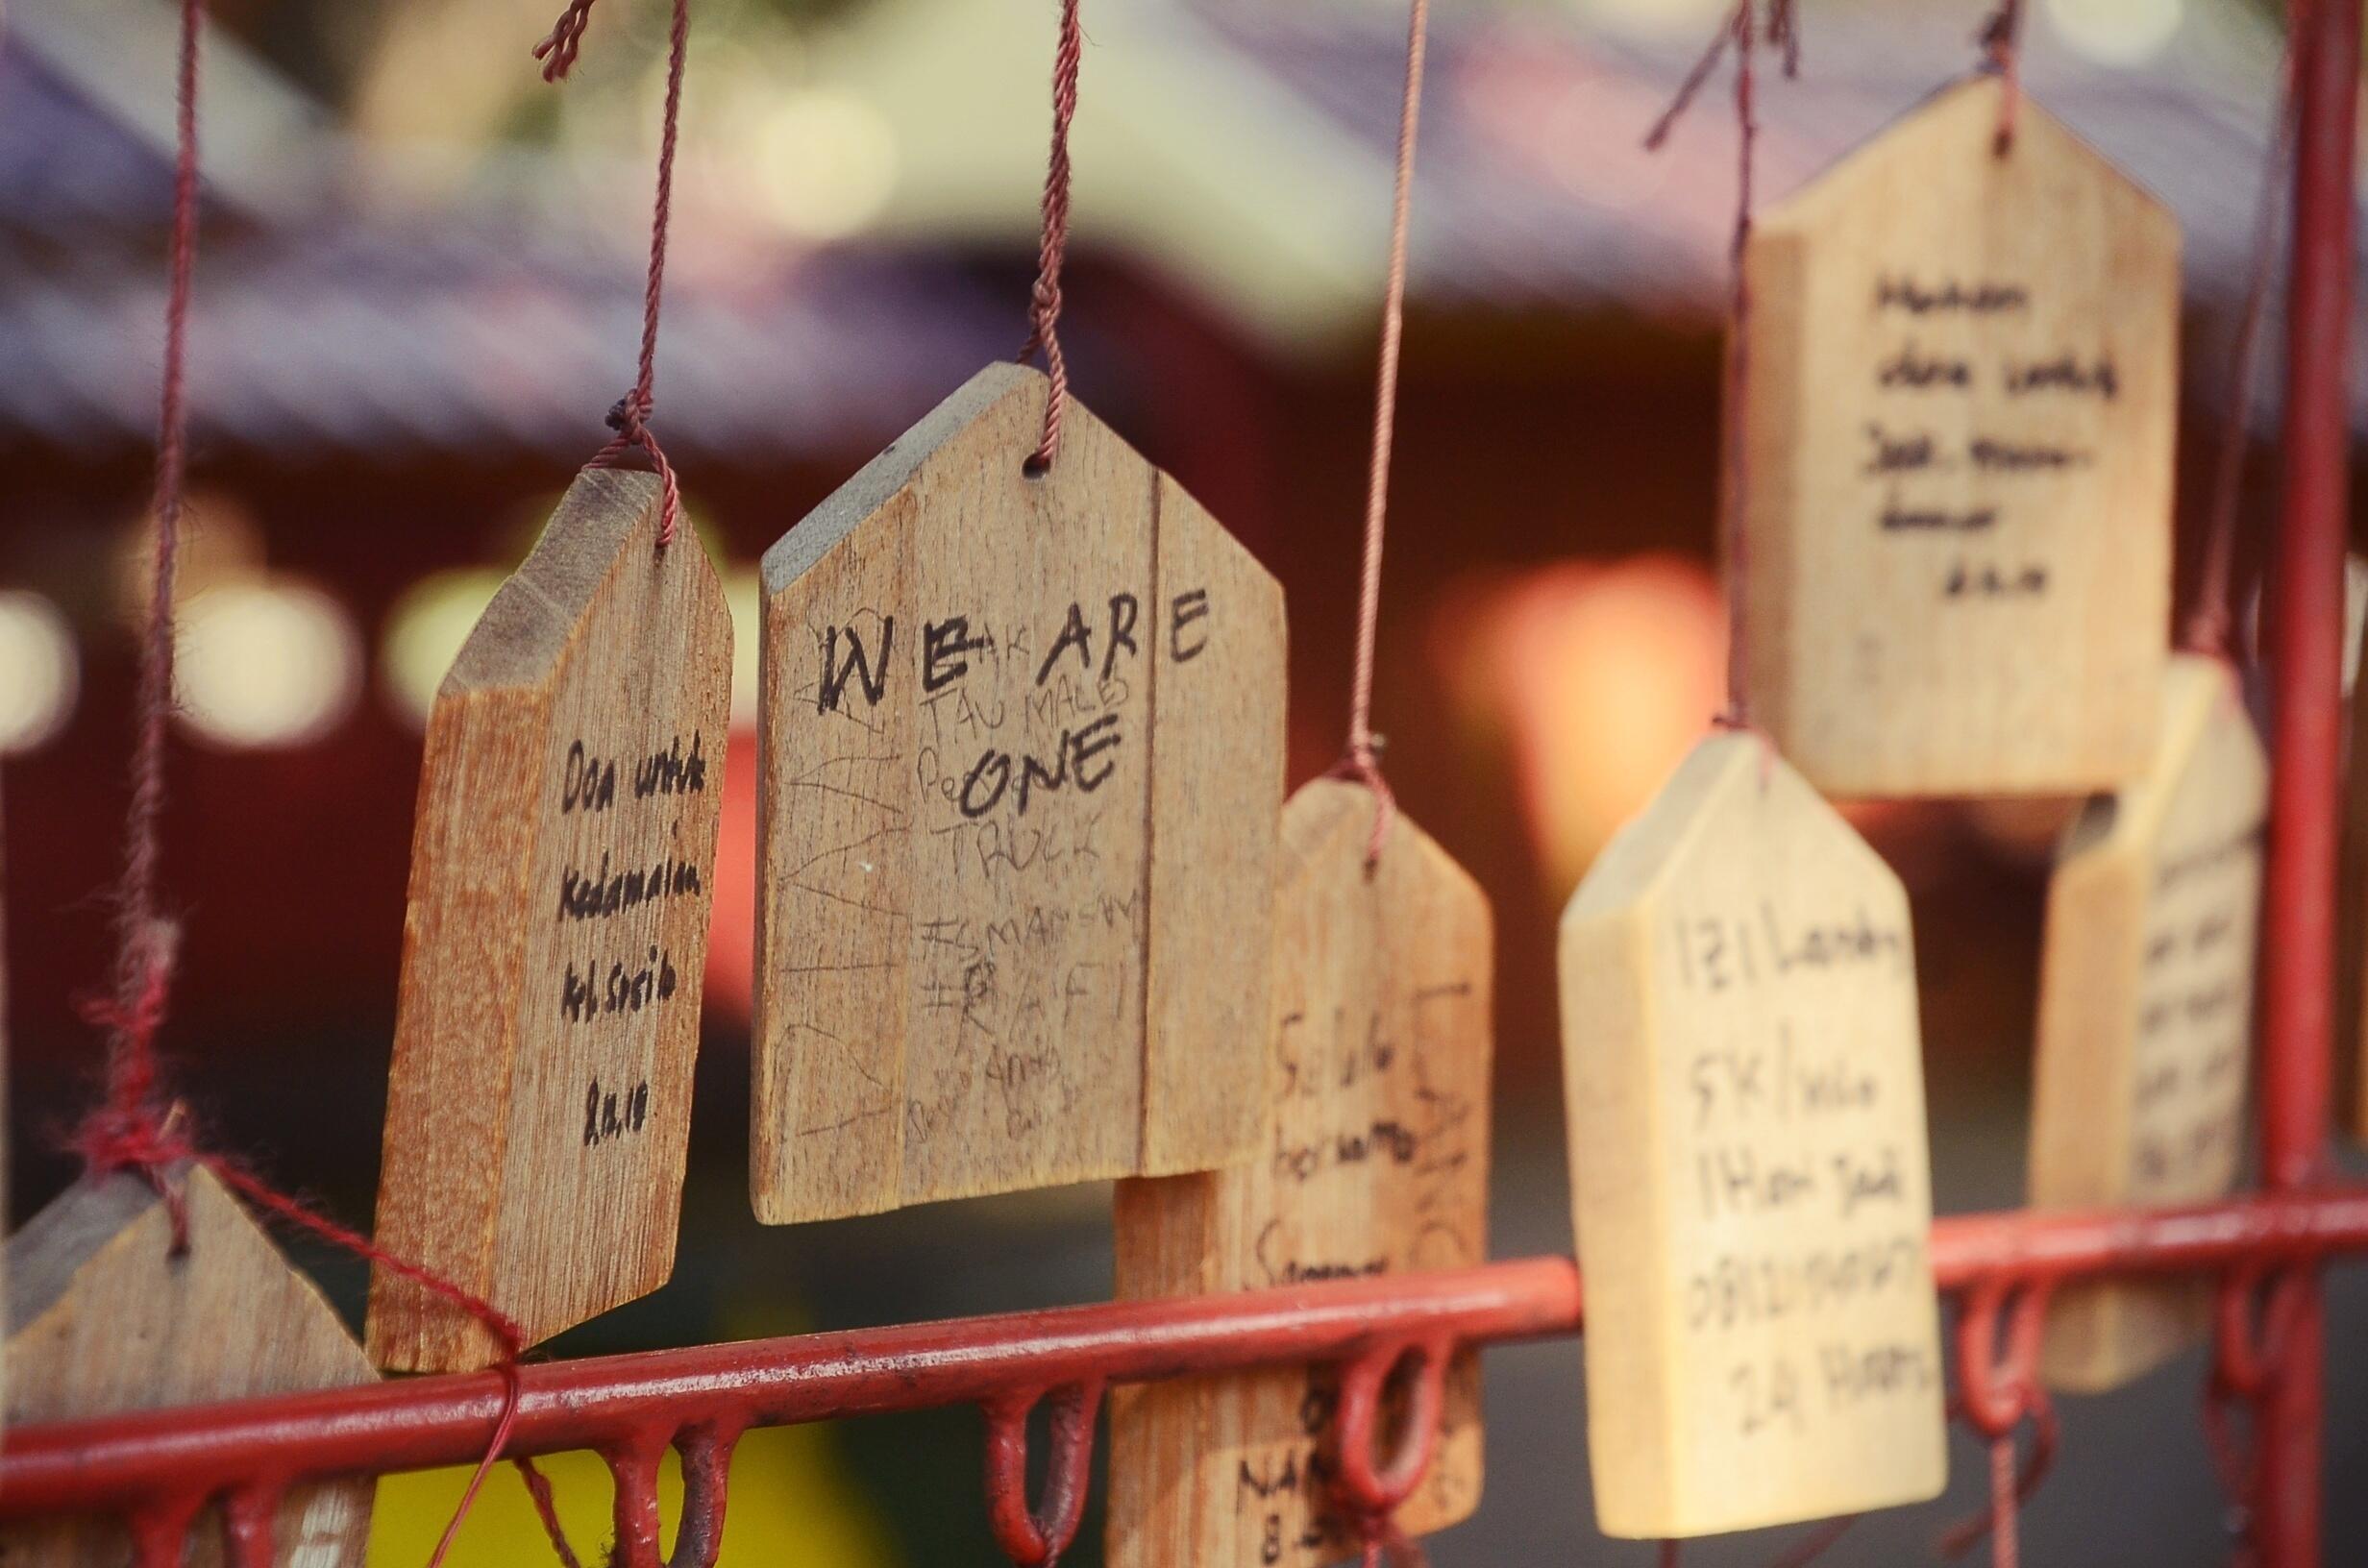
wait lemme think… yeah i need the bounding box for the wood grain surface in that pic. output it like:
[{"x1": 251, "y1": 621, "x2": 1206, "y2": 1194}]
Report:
[
  {"x1": 369, "y1": 468, "x2": 732, "y2": 1370},
  {"x1": 1108, "y1": 781, "x2": 1491, "y2": 1568},
  {"x1": 1739, "y1": 76, "x2": 2178, "y2": 796},
  {"x1": 1559, "y1": 732, "x2": 1944, "y2": 1537},
  {"x1": 3, "y1": 1165, "x2": 378, "y2": 1566},
  {"x1": 2032, "y1": 654, "x2": 2265, "y2": 1390},
  {"x1": 752, "y1": 364, "x2": 1286, "y2": 1222}
]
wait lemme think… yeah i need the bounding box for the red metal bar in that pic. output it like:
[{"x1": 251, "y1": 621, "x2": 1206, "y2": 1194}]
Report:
[
  {"x1": 2257, "y1": 0, "x2": 2360, "y2": 1559},
  {"x1": 6, "y1": 1194, "x2": 2368, "y2": 1525}
]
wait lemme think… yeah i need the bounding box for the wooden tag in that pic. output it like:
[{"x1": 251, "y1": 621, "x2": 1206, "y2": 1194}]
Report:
[
  {"x1": 368, "y1": 468, "x2": 732, "y2": 1371},
  {"x1": 2031, "y1": 654, "x2": 2264, "y2": 1390},
  {"x1": 752, "y1": 364, "x2": 1286, "y2": 1221},
  {"x1": 4, "y1": 1164, "x2": 378, "y2": 1564},
  {"x1": 1739, "y1": 76, "x2": 2178, "y2": 796},
  {"x1": 1107, "y1": 780, "x2": 1491, "y2": 1567},
  {"x1": 1558, "y1": 732, "x2": 1944, "y2": 1537}
]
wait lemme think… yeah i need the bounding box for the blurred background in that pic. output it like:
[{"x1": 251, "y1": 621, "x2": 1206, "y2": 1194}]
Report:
[{"x1": 1, "y1": 0, "x2": 2363, "y2": 1560}]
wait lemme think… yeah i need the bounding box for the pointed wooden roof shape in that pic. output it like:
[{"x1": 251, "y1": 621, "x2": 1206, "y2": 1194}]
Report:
[
  {"x1": 1560, "y1": 732, "x2": 1944, "y2": 1535},
  {"x1": 1738, "y1": 74, "x2": 2180, "y2": 796},
  {"x1": 7, "y1": 1164, "x2": 378, "y2": 1562},
  {"x1": 753, "y1": 362, "x2": 1286, "y2": 1223}
]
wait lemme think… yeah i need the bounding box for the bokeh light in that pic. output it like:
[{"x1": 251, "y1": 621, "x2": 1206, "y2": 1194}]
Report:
[
  {"x1": 0, "y1": 590, "x2": 78, "y2": 755},
  {"x1": 1437, "y1": 554, "x2": 1726, "y2": 895},
  {"x1": 176, "y1": 579, "x2": 362, "y2": 748},
  {"x1": 382, "y1": 569, "x2": 506, "y2": 729}
]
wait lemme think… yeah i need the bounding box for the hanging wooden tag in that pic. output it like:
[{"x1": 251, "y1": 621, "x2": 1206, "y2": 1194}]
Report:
[
  {"x1": 1739, "y1": 75, "x2": 2179, "y2": 796},
  {"x1": 1559, "y1": 732, "x2": 1944, "y2": 1538},
  {"x1": 2031, "y1": 654, "x2": 2264, "y2": 1391},
  {"x1": 368, "y1": 468, "x2": 731, "y2": 1371},
  {"x1": 5, "y1": 1164, "x2": 378, "y2": 1564},
  {"x1": 752, "y1": 364, "x2": 1286, "y2": 1221},
  {"x1": 1106, "y1": 780, "x2": 1492, "y2": 1567}
]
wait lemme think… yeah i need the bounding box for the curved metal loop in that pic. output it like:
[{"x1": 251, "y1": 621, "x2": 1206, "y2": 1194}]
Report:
[
  {"x1": 601, "y1": 1421, "x2": 750, "y2": 1568},
  {"x1": 1334, "y1": 1335, "x2": 1452, "y2": 1517},
  {"x1": 1937, "y1": 1384, "x2": 2060, "y2": 1560},
  {"x1": 1952, "y1": 1275, "x2": 2053, "y2": 1439},
  {"x1": 605, "y1": 1436, "x2": 669, "y2": 1568},
  {"x1": 669, "y1": 1420, "x2": 748, "y2": 1568},
  {"x1": 218, "y1": 1481, "x2": 284, "y2": 1568},
  {"x1": 982, "y1": 1379, "x2": 1105, "y2": 1567},
  {"x1": 128, "y1": 1494, "x2": 204, "y2": 1568},
  {"x1": 2211, "y1": 1261, "x2": 2309, "y2": 1401}
]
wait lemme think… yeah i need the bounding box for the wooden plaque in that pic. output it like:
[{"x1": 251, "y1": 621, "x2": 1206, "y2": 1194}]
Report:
[
  {"x1": 369, "y1": 468, "x2": 732, "y2": 1370},
  {"x1": 4, "y1": 1165, "x2": 378, "y2": 1565},
  {"x1": 752, "y1": 364, "x2": 1287, "y2": 1222},
  {"x1": 1107, "y1": 780, "x2": 1492, "y2": 1567},
  {"x1": 1739, "y1": 76, "x2": 2179, "y2": 796},
  {"x1": 1559, "y1": 732, "x2": 1944, "y2": 1538},
  {"x1": 2032, "y1": 654, "x2": 2265, "y2": 1390}
]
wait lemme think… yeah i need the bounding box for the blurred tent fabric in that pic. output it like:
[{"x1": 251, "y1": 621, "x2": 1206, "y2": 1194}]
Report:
[{"x1": 0, "y1": 0, "x2": 2348, "y2": 462}]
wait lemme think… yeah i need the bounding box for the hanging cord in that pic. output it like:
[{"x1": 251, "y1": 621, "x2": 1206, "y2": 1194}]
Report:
[
  {"x1": 72, "y1": 5, "x2": 565, "y2": 1563},
  {"x1": 1980, "y1": 0, "x2": 2025, "y2": 154},
  {"x1": 2185, "y1": 9, "x2": 2305, "y2": 658},
  {"x1": 1017, "y1": 0, "x2": 1085, "y2": 472},
  {"x1": 1323, "y1": 0, "x2": 1428, "y2": 868},
  {"x1": 1644, "y1": 0, "x2": 1798, "y2": 730},
  {"x1": 535, "y1": 0, "x2": 691, "y2": 549},
  {"x1": 1936, "y1": 1393, "x2": 2059, "y2": 1567}
]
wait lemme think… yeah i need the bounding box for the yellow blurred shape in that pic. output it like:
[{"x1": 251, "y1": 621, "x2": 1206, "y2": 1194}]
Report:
[{"x1": 366, "y1": 1421, "x2": 889, "y2": 1567}]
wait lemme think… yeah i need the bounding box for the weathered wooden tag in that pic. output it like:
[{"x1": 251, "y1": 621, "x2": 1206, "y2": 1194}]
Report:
[
  {"x1": 1739, "y1": 75, "x2": 2178, "y2": 796},
  {"x1": 1559, "y1": 732, "x2": 1944, "y2": 1537},
  {"x1": 752, "y1": 363, "x2": 1286, "y2": 1221},
  {"x1": 1107, "y1": 780, "x2": 1491, "y2": 1567},
  {"x1": 4, "y1": 1164, "x2": 378, "y2": 1565},
  {"x1": 369, "y1": 468, "x2": 731, "y2": 1371},
  {"x1": 2032, "y1": 654, "x2": 2265, "y2": 1391}
]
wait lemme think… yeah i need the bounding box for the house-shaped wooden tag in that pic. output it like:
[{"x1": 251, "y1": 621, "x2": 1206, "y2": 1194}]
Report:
[
  {"x1": 2032, "y1": 654, "x2": 2264, "y2": 1390},
  {"x1": 752, "y1": 364, "x2": 1286, "y2": 1221},
  {"x1": 5, "y1": 1164, "x2": 379, "y2": 1565},
  {"x1": 1559, "y1": 732, "x2": 1944, "y2": 1538},
  {"x1": 1738, "y1": 76, "x2": 2178, "y2": 796},
  {"x1": 370, "y1": 468, "x2": 732, "y2": 1370},
  {"x1": 1108, "y1": 780, "x2": 1491, "y2": 1567}
]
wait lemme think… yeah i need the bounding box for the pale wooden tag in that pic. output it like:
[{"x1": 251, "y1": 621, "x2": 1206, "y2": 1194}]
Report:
[
  {"x1": 1559, "y1": 732, "x2": 1944, "y2": 1537},
  {"x1": 1107, "y1": 780, "x2": 1491, "y2": 1567},
  {"x1": 1739, "y1": 76, "x2": 2178, "y2": 796},
  {"x1": 752, "y1": 364, "x2": 1286, "y2": 1222},
  {"x1": 369, "y1": 468, "x2": 732, "y2": 1371},
  {"x1": 2031, "y1": 654, "x2": 2265, "y2": 1391},
  {"x1": 4, "y1": 1164, "x2": 378, "y2": 1565}
]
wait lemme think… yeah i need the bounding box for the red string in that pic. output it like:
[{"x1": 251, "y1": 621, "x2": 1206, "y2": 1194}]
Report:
[
  {"x1": 1017, "y1": 0, "x2": 1084, "y2": 473},
  {"x1": 2203, "y1": 1384, "x2": 2262, "y2": 1566},
  {"x1": 2186, "y1": 7, "x2": 2305, "y2": 657},
  {"x1": 535, "y1": 0, "x2": 691, "y2": 549},
  {"x1": 1937, "y1": 1392, "x2": 2058, "y2": 1562},
  {"x1": 1644, "y1": 0, "x2": 1795, "y2": 731},
  {"x1": 1324, "y1": 0, "x2": 1428, "y2": 868},
  {"x1": 73, "y1": 5, "x2": 573, "y2": 1561},
  {"x1": 1981, "y1": 0, "x2": 2025, "y2": 154}
]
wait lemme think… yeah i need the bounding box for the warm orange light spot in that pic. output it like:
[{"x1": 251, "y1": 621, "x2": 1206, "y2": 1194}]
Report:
[{"x1": 1436, "y1": 554, "x2": 1725, "y2": 896}]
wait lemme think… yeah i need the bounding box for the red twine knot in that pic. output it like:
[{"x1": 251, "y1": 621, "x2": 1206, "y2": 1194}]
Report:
[
  {"x1": 1327, "y1": 741, "x2": 1397, "y2": 869},
  {"x1": 595, "y1": 390, "x2": 683, "y2": 549}
]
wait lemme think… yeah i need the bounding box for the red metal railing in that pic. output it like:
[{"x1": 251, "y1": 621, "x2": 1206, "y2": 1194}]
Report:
[
  {"x1": 6, "y1": 1194, "x2": 2368, "y2": 1564},
  {"x1": 1, "y1": 3, "x2": 2356, "y2": 1564}
]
